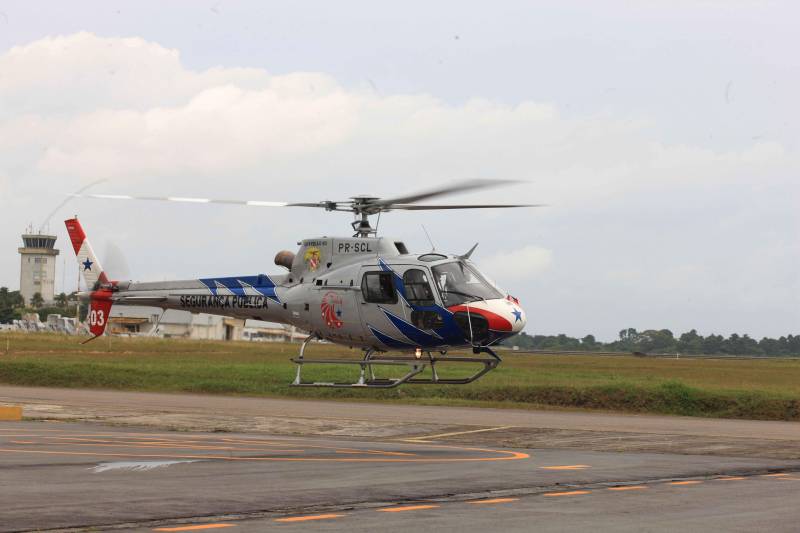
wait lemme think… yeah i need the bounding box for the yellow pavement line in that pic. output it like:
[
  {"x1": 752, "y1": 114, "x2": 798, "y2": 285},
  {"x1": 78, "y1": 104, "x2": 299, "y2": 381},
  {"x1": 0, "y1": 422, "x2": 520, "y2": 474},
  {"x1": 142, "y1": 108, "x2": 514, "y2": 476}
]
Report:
[
  {"x1": 0, "y1": 427, "x2": 65, "y2": 432},
  {"x1": 608, "y1": 485, "x2": 647, "y2": 491},
  {"x1": 403, "y1": 426, "x2": 514, "y2": 442},
  {"x1": 0, "y1": 446, "x2": 527, "y2": 463},
  {"x1": 540, "y1": 465, "x2": 591, "y2": 471},
  {"x1": 543, "y1": 490, "x2": 591, "y2": 497},
  {"x1": 335, "y1": 449, "x2": 417, "y2": 457},
  {"x1": 35, "y1": 439, "x2": 303, "y2": 453},
  {"x1": 153, "y1": 524, "x2": 236, "y2": 531},
  {"x1": 763, "y1": 473, "x2": 789, "y2": 478},
  {"x1": 718, "y1": 476, "x2": 746, "y2": 481},
  {"x1": 377, "y1": 504, "x2": 441, "y2": 512},
  {"x1": 274, "y1": 514, "x2": 345, "y2": 523},
  {"x1": 468, "y1": 498, "x2": 519, "y2": 504},
  {"x1": 669, "y1": 481, "x2": 702, "y2": 486},
  {"x1": 9, "y1": 432, "x2": 528, "y2": 461}
]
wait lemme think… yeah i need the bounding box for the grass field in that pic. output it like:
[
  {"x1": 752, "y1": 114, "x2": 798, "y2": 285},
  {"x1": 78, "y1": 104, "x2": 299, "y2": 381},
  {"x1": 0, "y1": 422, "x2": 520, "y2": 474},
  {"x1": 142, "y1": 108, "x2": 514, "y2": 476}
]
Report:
[{"x1": 1, "y1": 332, "x2": 799, "y2": 421}]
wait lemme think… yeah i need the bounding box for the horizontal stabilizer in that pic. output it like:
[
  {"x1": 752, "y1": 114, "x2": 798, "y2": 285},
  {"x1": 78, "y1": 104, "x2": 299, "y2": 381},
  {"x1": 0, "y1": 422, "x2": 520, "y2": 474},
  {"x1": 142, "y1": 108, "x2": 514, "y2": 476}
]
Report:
[{"x1": 115, "y1": 295, "x2": 168, "y2": 304}]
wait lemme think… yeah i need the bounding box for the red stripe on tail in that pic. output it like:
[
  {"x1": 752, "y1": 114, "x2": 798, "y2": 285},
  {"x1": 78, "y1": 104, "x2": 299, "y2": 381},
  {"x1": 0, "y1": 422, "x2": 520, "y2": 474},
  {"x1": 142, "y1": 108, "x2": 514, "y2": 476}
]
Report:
[{"x1": 64, "y1": 218, "x2": 86, "y2": 255}]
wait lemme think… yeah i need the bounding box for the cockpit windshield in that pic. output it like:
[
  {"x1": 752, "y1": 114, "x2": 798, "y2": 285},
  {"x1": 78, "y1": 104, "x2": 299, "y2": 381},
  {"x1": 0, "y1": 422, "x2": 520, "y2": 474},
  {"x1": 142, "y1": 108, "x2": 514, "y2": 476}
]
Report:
[{"x1": 432, "y1": 261, "x2": 503, "y2": 306}]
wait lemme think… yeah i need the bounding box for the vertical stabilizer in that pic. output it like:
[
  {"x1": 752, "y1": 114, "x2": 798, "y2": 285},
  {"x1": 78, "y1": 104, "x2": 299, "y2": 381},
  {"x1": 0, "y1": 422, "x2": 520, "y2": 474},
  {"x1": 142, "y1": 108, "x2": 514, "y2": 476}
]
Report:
[
  {"x1": 65, "y1": 217, "x2": 108, "y2": 289},
  {"x1": 64, "y1": 217, "x2": 112, "y2": 339}
]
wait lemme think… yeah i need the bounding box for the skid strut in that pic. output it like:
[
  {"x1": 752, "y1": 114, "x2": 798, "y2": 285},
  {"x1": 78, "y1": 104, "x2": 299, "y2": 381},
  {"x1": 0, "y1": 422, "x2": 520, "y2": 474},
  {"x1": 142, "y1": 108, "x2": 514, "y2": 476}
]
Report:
[{"x1": 290, "y1": 338, "x2": 502, "y2": 388}]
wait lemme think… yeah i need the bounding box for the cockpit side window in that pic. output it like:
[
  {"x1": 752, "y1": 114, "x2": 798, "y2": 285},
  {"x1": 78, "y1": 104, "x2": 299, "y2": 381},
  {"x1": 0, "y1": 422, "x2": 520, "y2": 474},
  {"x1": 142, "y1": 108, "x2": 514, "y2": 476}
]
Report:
[
  {"x1": 361, "y1": 272, "x2": 397, "y2": 304},
  {"x1": 402, "y1": 269, "x2": 436, "y2": 306}
]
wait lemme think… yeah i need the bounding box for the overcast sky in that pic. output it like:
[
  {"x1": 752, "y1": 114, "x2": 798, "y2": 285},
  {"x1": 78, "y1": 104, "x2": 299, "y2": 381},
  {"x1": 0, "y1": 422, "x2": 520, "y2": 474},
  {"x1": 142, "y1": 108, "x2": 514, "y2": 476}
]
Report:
[{"x1": 1, "y1": 1, "x2": 797, "y2": 340}]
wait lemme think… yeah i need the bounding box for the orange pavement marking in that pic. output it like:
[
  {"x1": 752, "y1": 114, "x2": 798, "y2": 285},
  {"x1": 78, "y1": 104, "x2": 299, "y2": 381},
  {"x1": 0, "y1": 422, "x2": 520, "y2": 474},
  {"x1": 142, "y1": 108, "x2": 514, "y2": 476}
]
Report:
[
  {"x1": 777, "y1": 477, "x2": 800, "y2": 481},
  {"x1": 543, "y1": 490, "x2": 591, "y2": 497},
  {"x1": 274, "y1": 514, "x2": 345, "y2": 523},
  {"x1": 51, "y1": 435, "x2": 293, "y2": 448},
  {"x1": 5, "y1": 433, "x2": 530, "y2": 462},
  {"x1": 608, "y1": 485, "x2": 647, "y2": 491},
  {"x1": 718, "y1": 477, "x2": 746, "y2": 481},
  {"x1": 0, "y1": 447, "x2": 526, "y2": 463},
  {"x1": 669, "y1": 481, "x2": 702, "y2": 486},
  {"x1": 37, "y1": 440, "x2": 304, "y2": 453},
  {"x1": 153, "y1": 524, "x2": 236, "y2": 531},
  {"x1": 55, "y1": 436, "x2": 297, "y2": 447},
  {"x1": 763, "y1": 473, "x2": 789, "y2": 477},
  {"x1": 468, "y1": 498, "x2": 519, "y2": 504},
  {"x1": 0, "y1": 427, "x2": 65, "y2": 432},
  {"x1": 378, "y1": 505, "x2": 441, "y2": 512},
  {"x1": 335, "y1": 449, "x2": 417, "y2": 457},
  {"x1": 540, "y1": 465, "x2": 590, "y2": 470}
]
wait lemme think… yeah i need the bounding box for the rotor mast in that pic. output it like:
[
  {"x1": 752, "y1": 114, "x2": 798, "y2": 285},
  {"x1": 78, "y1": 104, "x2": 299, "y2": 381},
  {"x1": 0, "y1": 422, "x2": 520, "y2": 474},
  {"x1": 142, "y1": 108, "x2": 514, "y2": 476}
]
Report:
[{"x1": 350, "y1": 196, "x2": 380, "y2": 238}]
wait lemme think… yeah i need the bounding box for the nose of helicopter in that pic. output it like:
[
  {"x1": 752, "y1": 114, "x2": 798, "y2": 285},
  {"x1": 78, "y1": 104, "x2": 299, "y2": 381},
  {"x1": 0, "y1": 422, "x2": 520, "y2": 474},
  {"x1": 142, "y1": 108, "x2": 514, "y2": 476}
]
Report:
[
  {"x1": 447, "y1": 296, "x2": 526, "y2": 336},
  {"x1": 499, "y1": 296, "x2": 526, "y2": 334}
]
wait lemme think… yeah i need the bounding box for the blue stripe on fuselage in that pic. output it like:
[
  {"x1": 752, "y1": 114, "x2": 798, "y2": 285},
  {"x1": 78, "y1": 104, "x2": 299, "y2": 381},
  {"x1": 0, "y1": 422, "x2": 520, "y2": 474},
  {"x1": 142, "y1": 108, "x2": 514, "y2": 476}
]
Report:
[
  {"x1": 367, "y1": 324, "x2": 414, "y2": 348},
  {"x1": 199, "y1": 275, "x2": 280, "y2": 303},
  {"x1": 379, "y1": 306, "x2": 443, "y2": 347}
]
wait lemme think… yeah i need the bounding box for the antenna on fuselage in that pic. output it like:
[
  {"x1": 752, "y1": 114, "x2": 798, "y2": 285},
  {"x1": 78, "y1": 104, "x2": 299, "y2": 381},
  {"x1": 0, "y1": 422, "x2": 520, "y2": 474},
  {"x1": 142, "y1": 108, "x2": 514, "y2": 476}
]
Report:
[{"x1": 421, "y1": 225, "x2": 436, "y2": 251}]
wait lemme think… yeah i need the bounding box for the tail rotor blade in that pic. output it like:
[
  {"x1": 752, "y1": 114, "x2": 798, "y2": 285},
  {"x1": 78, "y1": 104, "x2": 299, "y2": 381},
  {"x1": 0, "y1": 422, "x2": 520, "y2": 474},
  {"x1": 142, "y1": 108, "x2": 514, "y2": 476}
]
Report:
[{"x1": 103, "y1": 241, "x2": 131, "y2": 281}]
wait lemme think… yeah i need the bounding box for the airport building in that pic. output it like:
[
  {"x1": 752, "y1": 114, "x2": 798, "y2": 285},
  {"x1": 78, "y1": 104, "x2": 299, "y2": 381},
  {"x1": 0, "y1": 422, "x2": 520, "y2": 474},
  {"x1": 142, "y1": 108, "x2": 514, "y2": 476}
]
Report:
[{"x1": 18, "y1": 230, "x2": 59, "y2": 305}]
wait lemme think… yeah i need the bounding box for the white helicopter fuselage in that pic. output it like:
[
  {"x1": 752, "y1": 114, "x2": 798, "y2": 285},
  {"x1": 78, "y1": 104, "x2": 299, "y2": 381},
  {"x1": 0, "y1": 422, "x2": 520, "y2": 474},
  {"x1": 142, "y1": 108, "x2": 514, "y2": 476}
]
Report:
[{"x1": 103, "y1": 235, "x2": 526, "y2": 352}]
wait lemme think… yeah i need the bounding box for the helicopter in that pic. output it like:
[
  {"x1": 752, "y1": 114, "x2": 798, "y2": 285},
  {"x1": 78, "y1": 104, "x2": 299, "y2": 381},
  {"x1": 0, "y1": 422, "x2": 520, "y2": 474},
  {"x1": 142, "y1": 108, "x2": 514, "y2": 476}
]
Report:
[{"x1": 66, "y1": 179, "x2": 540, "y2": 388}]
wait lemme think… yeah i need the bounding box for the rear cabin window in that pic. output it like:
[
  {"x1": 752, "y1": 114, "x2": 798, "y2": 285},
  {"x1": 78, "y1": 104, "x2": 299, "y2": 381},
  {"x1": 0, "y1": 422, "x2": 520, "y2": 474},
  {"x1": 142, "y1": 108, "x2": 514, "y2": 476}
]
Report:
[
  {"x1": 361, "y1": 272, "x2": 397, "y2": 304},
  {"x1": 403, "y1": 269, "x2": 436, "y2": 306}
]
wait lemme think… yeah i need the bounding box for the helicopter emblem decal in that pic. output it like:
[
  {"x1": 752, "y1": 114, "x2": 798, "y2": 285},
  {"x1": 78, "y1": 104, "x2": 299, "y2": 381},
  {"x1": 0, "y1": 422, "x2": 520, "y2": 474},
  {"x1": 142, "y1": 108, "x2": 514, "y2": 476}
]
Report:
[
  {"x1": 304, "y1": 246, "x2": 322, "y2": 271},
  {"x1": 321, "y1": 291, "x2": 344, "y2": 329}
]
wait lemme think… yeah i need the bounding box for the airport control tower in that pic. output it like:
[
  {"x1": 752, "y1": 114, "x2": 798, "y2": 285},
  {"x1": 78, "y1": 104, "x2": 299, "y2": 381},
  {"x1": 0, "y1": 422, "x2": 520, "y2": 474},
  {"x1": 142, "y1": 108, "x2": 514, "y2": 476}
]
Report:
[{"x1": 18, "y1": 229, "x2": 59, "y2": 305}]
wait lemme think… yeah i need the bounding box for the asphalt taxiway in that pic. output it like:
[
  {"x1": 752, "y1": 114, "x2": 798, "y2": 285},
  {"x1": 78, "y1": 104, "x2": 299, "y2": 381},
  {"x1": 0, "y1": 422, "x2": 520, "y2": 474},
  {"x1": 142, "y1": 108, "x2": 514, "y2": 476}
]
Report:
[{"x1": 1, "y1": 386, "x2": 800, "y2": 531}]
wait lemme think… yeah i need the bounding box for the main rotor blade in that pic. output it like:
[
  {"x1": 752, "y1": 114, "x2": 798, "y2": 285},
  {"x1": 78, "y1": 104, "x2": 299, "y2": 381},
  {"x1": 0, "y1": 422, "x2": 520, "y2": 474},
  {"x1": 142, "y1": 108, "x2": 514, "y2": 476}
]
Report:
[
  {"x1": 375, "y1": 179, "x2": 521, "y2": 207},
  {"x1": 73, "y1": 193, "x2": 290, "y2": 207},
  {"x1": 388, "y1": 203, "x2": 545, "y2": 210},
  {"x1": 72, "y1": 194, "x2": 360, "y2": 210}
]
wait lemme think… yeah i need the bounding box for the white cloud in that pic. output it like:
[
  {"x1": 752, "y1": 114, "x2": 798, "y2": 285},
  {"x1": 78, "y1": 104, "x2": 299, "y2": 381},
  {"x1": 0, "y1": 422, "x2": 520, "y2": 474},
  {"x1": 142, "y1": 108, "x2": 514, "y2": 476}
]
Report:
[{"x1": 2, "y1": 32, "x2": 794, "y2": 193}]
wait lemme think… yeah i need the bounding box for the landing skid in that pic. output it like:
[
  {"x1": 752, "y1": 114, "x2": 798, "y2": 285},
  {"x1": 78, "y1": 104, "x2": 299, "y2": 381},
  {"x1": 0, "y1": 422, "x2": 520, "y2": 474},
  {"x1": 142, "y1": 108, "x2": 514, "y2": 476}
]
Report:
[{"x1": 290, "y1": 335, "x2": 502, "y2": 388}]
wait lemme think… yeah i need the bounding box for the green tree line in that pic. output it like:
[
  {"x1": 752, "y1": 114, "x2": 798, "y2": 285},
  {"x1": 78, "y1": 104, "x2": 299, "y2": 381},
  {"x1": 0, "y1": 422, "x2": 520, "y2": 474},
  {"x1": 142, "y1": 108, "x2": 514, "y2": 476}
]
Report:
[
  {"x1": 505, "y1": 327, "x2": 800, "y2": 357},
  {"x1": 0, "y1": 287, "x2": 80, "y2": 323},
  {"x1": 3, "y1": 285, "x2": 798, "y2": 356}
]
